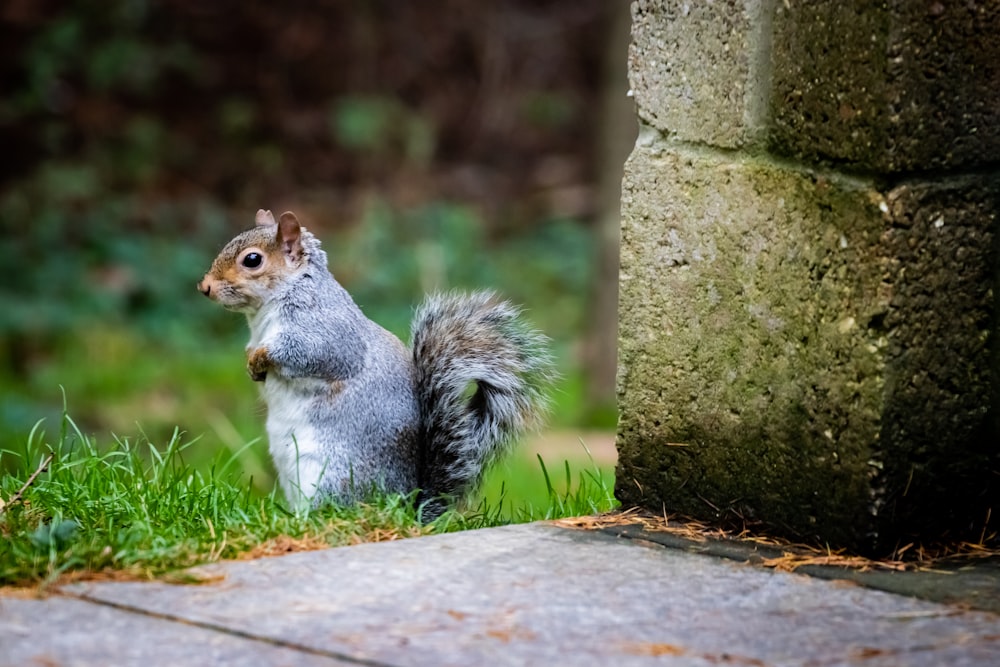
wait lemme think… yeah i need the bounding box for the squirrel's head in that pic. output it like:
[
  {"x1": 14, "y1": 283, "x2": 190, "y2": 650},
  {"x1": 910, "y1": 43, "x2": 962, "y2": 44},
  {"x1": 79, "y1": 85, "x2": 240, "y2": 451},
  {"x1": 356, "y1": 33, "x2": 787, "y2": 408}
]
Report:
[{"x1": 197, "y1": 209, "x2": 320, "y2": 313}]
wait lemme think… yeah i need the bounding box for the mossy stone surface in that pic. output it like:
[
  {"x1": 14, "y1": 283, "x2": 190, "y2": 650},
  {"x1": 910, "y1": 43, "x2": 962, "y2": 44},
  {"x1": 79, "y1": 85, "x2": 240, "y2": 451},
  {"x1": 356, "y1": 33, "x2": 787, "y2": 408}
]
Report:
[
  {"x1": 628, "y1": 0, "x2": 765, "y2": 149},
  {"x1": 628, "y1": 0, "x2": 1000, "y2": 172},
  {"x1": 616, "y1": 137, "x2": 999, "y2": 553},
  {"x1": 769, "y1": 0, "x2": 1000, "y2": 172}
]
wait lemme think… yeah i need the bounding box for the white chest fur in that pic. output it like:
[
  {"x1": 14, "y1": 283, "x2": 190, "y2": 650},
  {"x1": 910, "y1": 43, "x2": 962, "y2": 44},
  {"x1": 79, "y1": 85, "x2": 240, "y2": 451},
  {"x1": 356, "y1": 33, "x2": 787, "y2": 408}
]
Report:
[
  {"x1": 262, "y1": 375, "x2": 326, "y2": 507},
  {"x1": 246, "y1": 302, "x2": 282, "y2": 351},
  {"x1": 247, "y1": 306, "x2": 326, "y2": 507}
]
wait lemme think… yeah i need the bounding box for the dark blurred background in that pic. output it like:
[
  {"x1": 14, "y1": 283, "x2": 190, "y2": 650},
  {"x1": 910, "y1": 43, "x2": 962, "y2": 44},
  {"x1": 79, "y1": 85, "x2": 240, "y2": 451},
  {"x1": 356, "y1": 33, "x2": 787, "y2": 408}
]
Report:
[{"x1": 0, "y1": 0, "x2": 634, "y2": 489}]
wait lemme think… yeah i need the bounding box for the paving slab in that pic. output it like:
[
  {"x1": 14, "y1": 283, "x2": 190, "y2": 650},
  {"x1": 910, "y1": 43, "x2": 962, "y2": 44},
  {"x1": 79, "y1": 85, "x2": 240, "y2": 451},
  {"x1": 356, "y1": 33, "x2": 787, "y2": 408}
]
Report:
[
  {"x1": 38, "y1": 523, "x2": 1000, "y2": 666},
  {"x1": 607, "y1": 523, "x2": 1000, "y2": 614},
  {"x1": 0, "y1": 594, "x2": 349, "y2": 667}
]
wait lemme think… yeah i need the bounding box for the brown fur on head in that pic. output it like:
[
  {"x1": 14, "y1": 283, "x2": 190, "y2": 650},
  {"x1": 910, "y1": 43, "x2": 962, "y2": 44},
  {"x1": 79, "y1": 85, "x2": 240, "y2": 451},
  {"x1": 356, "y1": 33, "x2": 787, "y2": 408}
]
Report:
[{"x1": 197, "y1": 209, "x2": 307, "y2": 313}]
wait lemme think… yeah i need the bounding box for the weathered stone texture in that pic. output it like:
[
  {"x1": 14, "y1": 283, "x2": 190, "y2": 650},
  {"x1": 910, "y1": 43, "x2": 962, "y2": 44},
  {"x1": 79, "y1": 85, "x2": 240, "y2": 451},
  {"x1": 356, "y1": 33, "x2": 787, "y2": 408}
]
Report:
[
  {"x1": 770, "y1": 0, "x2": 1000, "y2": 173},
  {"x1": 876, "y1": 181, "x2": 999, "y2": 536},
  {"x1": 629, "y1": 0, "x2": 1000, "y2": 172},
  {"x1": 628, "y1": 0, "x2": 766, "y2": 148},
  {"x1": 616, "y1": 137, "x2": 999, "y2": 551}
]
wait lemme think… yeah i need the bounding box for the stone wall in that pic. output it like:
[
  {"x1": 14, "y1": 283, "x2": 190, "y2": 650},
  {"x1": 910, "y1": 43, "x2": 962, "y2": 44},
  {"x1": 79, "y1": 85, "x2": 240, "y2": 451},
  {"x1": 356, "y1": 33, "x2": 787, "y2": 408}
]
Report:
[{"x1": 616, "y1": 0, "x2": 1000, "y2": 553}]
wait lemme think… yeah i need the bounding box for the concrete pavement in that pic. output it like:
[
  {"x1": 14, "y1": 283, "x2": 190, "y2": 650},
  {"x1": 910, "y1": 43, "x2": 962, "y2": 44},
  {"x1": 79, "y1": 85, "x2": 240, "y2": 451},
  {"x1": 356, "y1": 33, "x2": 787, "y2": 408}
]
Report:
[{"x1": 2, "y1": 522, "x2": 998, "y2": 666}]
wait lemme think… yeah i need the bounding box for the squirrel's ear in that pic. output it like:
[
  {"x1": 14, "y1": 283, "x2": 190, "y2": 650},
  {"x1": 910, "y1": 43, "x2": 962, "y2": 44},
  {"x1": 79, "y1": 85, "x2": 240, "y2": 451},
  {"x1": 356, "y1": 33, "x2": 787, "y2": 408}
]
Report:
[
  {"x1": 255, "y1": 209, "x2": 275, "y2": 227},
  {"x1": 277, "y1": 211, "x2": 303, "y2": 262}
]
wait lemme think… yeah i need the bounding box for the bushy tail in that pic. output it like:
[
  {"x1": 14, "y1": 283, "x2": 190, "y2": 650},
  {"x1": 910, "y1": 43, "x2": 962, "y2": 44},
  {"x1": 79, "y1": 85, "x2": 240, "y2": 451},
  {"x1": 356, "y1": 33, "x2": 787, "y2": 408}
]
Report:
[{"x1": 411, "y1": 291, "x2": 554, "y2": 515}]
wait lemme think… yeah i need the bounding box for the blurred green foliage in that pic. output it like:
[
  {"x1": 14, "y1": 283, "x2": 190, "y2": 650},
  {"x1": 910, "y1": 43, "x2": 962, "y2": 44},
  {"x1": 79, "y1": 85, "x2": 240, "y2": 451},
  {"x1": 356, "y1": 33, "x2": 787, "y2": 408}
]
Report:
[
  {"x1": 0, "y1": 188, "x2": 598, "y2": 450},
  {"x1": 330, "y1": 95, "x2": 435, "y2": 164},
  {"x1": 0, "y1": 1, "x2": 617, "y2": 500}
]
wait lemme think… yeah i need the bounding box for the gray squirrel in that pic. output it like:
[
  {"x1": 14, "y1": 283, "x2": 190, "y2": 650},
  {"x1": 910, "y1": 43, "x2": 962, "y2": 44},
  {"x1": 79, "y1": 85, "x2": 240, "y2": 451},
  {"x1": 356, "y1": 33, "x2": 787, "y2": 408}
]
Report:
[{"x1": 197, "y1": 209, "x2": 553, "y2": 517}]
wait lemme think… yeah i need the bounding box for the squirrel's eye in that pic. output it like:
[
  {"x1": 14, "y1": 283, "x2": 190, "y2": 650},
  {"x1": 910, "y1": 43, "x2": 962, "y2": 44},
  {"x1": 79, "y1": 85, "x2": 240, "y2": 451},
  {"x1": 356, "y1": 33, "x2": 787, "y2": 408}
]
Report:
[{"x1": 242, "y1": 252, "x2": 263, "y2": 268}]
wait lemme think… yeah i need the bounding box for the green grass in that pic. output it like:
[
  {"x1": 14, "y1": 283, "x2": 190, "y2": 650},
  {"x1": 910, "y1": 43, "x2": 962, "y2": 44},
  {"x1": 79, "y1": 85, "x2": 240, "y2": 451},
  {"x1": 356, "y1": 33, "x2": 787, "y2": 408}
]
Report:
[
  {"x1": 1, "y1": 322, "x2": 615, "y2": 491},
  {"x1": 478, "y1": 441, "x2": 617, "y2": 521},
  {"x1": 0, "y1": 412, "x2": 617, "y2": 588}
]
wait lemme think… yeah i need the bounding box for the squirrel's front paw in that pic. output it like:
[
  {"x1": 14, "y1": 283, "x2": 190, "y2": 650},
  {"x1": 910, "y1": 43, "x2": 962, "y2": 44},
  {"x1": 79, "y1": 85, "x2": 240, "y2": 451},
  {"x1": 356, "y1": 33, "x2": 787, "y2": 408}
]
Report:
[{"x1": 247, "y1": 347, "x2": 272, "y2": 382}]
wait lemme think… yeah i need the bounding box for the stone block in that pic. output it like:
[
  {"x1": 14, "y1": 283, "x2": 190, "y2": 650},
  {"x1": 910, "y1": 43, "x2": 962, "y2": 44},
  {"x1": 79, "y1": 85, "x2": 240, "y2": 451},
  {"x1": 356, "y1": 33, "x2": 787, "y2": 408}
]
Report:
[
  {"x1": 616, "y1": 136, "x2": 999, "y2": 552},
  {"x1": 770, "y1": 0, "x2": 1000, "y2": 173},
  {"x1": 628, "y1": 0, "x2": 768, "y2": 149}
]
